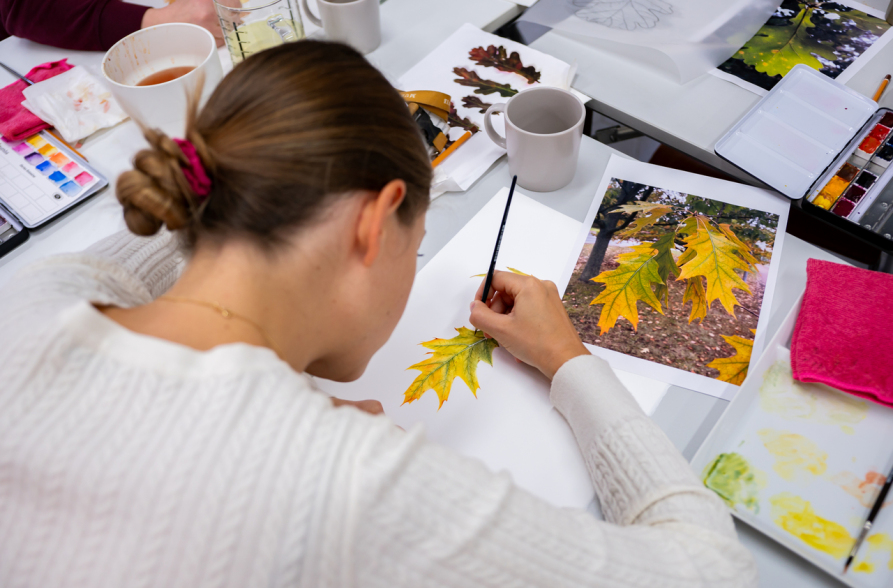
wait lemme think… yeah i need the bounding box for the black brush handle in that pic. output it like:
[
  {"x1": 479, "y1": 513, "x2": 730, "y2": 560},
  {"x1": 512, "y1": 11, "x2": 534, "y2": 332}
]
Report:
[{"x1": 481, "y1": 175, "x2": 517, "y2": 303}]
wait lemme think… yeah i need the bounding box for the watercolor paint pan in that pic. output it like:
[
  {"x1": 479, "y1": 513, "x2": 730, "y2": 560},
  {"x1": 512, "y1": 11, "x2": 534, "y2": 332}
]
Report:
[
  {"x1": 0, "y1": 130, "x2": 108, "y2": 248},
  {"x1": 716, "y1": 65, "x2": 893, "y2": 249},
  {"x1": 692, "y1": 299, "x2": 893, "y2": 588}
]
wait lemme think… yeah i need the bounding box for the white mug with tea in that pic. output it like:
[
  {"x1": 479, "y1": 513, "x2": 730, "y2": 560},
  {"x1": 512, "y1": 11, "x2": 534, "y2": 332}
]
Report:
[
  {"x1": 484, "y1": 86, "x2": 585, "y2": 193},
  {"x1": 102, "y1": 23, "x2": 224, "y2": 137},
  {"x1": 300, "y1": 0, "x2": 381, "y2": 55}
]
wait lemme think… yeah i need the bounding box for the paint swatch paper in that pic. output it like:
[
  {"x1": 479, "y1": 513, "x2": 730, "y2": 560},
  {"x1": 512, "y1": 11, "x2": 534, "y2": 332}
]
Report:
[
  {"x1": 709, "y1": 0, "x2": 893, "y2": 96},
  {"x1": 558, "y1": 155, "x2": 790, "y2": 400},
  {"x1": 692, "y1": 298, "x2": 893, "y2": 588},
  {"x1": 0, "y1": 130, "x2": 106, "y2": 228},
  {"x1": 398, "y1": 24, "x2": 575, "y2": 199},
  {"x1": 314, "y1": 186, "x2": 668, "y2": 508}
]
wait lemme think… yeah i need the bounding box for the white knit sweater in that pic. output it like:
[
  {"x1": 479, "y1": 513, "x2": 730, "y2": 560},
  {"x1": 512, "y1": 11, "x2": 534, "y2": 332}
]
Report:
[{"x1": 0, "y1": 230, "x2": 756, "y2": 588}]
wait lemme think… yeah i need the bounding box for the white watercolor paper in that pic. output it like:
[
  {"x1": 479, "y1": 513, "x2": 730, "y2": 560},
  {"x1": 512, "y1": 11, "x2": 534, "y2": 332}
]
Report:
[
  {"x1": 520, "y1": 0, "x2": 779, "y2": 83},
  {"x1": 558, "y1": 155, "x2": 790, "y2": 400},
  {"x1": 709, "y1": 0, "x2": 893, "y2": 96},
  {"x1": 398, "y1": 24, "x2": 574, "y2": 199},
  {"x1": 315, "y1": 187, "x2": 668, "y2": 508}
]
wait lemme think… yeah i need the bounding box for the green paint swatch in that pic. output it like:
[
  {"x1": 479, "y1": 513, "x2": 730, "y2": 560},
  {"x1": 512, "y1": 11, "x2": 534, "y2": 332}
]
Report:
[{"x1": 702, "y1": 452, "x2": 762, "y2": 512}]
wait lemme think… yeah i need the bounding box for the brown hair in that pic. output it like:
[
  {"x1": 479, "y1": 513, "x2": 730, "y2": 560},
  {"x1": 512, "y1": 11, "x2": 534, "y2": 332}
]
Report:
[{"x1": 116, "y1": 41, "x2": 432, "y2": 249}]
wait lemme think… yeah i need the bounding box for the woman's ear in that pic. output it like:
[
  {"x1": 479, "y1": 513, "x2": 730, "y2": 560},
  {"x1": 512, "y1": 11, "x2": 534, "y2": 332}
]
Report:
[{"x1": 356, "y1": 180, "x2": 407, "y2": 266}]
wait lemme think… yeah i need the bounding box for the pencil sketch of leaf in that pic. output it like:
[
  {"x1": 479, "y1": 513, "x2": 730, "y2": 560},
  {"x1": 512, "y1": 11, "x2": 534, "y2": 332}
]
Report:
[
  {"x1": 571, "y1": 0, "x2": 673, "y2": 31},
  {"x1": 448, "y1": 103, "x2": 479, "y2": 134},
  {"x1": 403, "y1": 327, "x2": 499, "y2": 409},
  {"x1": 707, "y1": 330, "x2": 755, "y2": 385},
  {"x1": 469, "y1": 45, "x2": 541, "y2": 84},
  {"x1": 462, "y1": 95, "x2": 494, "y2": 114},
  {"x1": 453, "y1": 68, "x2": 518, "y2": 98}
]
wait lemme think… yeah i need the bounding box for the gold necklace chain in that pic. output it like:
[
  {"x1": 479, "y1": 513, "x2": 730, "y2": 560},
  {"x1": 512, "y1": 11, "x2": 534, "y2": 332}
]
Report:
[{"x1": 158, "y1": 295, "x2": 282, "y2": 358}]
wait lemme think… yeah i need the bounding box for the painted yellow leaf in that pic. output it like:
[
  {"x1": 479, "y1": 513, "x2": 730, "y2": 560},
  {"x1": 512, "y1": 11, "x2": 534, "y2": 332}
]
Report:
[
  {"x1": 590, "y1": 243, "x2": 664, "y2": 334},
  {"x1": 619, "y1": 204, "x2": 674, "y2": 237},
  {"x1": 676, "y1": 216, "x2": 752, "y2": 316},
  {"x1": 707, "y1": 331, "x2": 755, "y2": 385},
  {"x1": 403, "y1": 327, "x2": 499, "y2": 408},
  {"x1": 683, "y1": 277, "x2": 708, "y2": 323}
]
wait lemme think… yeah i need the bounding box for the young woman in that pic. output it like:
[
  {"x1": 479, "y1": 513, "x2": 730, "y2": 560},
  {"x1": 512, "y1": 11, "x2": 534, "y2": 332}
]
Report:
[{"x1": 0, "y1": 42, "x2": 756, "y2": 587}]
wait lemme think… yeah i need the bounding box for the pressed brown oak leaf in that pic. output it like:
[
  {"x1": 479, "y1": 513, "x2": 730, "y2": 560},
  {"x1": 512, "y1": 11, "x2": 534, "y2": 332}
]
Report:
[{"x1": 468, "y1": 45, "x2": 541, "y2": 83}]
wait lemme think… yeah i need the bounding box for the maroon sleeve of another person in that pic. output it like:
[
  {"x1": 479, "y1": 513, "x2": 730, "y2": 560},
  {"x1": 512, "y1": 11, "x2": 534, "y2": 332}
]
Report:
[{"x1": 0, "y1": 0, "x2": 148, "y2": 51}]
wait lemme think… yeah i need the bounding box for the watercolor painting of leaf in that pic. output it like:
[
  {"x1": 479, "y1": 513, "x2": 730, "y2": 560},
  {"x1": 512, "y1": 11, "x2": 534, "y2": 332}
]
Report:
[
  {"x1": 403, "y1": 327, "x2": 499, "y2": 409},
  {"x1": 468, "y1": 45, "x2": 542, "y2": 84},
  {"x1": 571, "y1": 0, "x2": 673, "y2": 31},
  {"x1": 461, "y1": 95, "x2": 493, "y2": 114},
  {"x1": 453, "y1": 68, "x2": 518, "y2": 98}
]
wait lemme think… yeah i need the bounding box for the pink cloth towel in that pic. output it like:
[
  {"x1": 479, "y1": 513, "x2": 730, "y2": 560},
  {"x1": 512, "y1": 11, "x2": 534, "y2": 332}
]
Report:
[
  {"x1": 0, "y1": 59, "x2": 74, "y2": 141},
  {"x1": 791, "y1": 259, "x2": 893, "y2": 404}
]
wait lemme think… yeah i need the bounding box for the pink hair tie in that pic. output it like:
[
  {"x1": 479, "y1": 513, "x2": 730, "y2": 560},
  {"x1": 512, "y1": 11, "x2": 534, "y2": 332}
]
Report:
[{"x1": 173, "y1": 138, "x2": 212, "y2": 201}]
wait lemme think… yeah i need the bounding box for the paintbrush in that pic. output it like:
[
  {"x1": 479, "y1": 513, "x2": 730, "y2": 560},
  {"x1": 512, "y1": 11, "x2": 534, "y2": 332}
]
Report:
[
  {"x1": 481, "y1": 175, "x2": 517, "y2": 303},
  {"x1": 432, "y1": 130, "x2": 472, "y2": 169},
  {"x1": 844, "y1": 460, "x2": 893, "y2": 573},
  {"x1": 0, "y1": 61, "x2": 89, "y2": 161}
]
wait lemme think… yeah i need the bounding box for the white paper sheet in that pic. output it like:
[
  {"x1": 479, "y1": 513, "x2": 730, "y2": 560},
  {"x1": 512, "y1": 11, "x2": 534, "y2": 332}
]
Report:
[
  {"x1": 398, "y1": 24, "x2": 574, "y2": 199},
  {"x1": 708, "y1": 0, "x2": 893, "y2": 96},
  {"x1": 315, "y1": 187, "x2": 668, "y2": 508},
  {"x1": 520, "y1": 0, "x2": 779, "y2": 83},
  {"x1": 558, "y1": 155, "x2": 791, "y2": 400}
]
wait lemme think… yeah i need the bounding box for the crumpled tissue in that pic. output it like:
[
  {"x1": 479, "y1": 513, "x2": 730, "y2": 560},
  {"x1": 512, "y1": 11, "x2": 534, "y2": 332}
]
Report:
[{"x1": 22, "y1": 66, "x2": 128, "y2": 142}]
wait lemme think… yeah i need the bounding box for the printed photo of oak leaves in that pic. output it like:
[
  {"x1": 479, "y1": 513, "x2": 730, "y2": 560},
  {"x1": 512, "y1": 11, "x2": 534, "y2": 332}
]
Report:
[{"x1": 564, "y1": 178, "x2": 779, "y2": 386}]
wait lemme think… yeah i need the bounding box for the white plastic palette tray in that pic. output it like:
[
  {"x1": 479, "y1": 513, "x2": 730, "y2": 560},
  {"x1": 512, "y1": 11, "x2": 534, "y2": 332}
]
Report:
[
  {"x1": 692, "y1": 296, "x2": 893, "y2": 588},
  {"x1": 716, "y1": 64, "x2": 878, "y2": 200}
]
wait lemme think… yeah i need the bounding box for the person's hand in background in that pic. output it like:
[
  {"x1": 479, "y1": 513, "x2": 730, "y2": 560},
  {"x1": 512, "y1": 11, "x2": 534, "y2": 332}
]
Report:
[
  {"x1": 142, "y1": 0, "x2": 224, "y2": 46},
  {"x1": 470, "y1": 271, "x2": 589, "y2": 380}
]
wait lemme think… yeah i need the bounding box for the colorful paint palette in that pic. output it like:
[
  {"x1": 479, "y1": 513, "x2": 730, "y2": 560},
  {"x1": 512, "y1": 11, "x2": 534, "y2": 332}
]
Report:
[
  {"x1": 0, "y1": 130, "x2": 106, "y2": 228},
  {"x1": 693, "y1": 302, "x2": 893, "y2": 588},
  {"x1": 808, "y1": 110, "x2": 893, "y2": 235}
]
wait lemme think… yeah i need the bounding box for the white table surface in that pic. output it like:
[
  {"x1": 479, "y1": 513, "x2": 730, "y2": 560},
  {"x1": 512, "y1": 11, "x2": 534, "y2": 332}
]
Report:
[
  {"x1": 530, "y1": 0, "x2": 893, "y2": 184},
  {"x1": 0, "y1": 3, "x2": 857, "y2": 586}
]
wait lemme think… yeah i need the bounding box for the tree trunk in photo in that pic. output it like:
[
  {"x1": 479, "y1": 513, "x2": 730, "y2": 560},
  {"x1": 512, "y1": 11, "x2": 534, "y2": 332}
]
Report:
[{"x1": 580, "y1": 214, "x2": 619, "y2": 282}]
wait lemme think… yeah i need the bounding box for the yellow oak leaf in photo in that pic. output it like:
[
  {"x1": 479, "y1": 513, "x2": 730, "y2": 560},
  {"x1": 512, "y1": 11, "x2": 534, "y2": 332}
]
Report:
[
  {"x1": 590, "y1": 243, "x2": 664, "y2": 334},
  {"x1": 676, "y1": 216, "x2": 753, "y2": 316},
  {"x1": 403, "y1": 327, "x2": 499, "y2": 409},
  {"x1": 708, "y1": 330, "x2": 755, "y2": 385}
]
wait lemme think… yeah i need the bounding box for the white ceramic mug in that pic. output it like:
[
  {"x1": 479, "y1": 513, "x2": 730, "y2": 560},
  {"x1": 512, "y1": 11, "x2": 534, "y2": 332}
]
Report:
[
  {"x1": 484, "y1": 87, "x2": 585, "y2": 192},
  {"x1": 101, "y1": 23, "x2": 224, "y2": 137},
  {"x1": 301, "y1": 0, "x2": 381, "y2": 54}
]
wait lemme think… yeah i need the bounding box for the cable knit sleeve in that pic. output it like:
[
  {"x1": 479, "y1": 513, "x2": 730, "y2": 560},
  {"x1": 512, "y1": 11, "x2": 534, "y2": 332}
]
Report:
[
  {"x1": 346, "y1": 355, "x2": 757, "y2": 587},
  {"x1": 0, "y1": 230, "x2": 184, "y2": 323}
]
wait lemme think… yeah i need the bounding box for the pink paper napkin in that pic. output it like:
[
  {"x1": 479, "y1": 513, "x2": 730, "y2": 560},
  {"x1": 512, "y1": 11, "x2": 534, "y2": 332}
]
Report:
[
  {"x1": 791, "y1": 259, "x2": 893, "y2": 404},
  {"x1": 0, "y1": 60, "x2": 74, "y2": 141}
]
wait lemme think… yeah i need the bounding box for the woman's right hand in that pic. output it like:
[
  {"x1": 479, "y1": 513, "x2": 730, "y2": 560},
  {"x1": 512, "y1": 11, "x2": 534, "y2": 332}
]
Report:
[{"x1": 470, "y1": 271, "x2": 589, "y2": 380}]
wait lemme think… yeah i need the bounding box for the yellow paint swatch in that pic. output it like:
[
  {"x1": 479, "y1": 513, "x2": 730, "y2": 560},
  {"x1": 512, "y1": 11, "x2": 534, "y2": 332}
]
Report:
[
  {"x1": 26, "y1": 135, "x2": 46, "y2": 149},
  {"x1": 758, "y1": 429, "x2": 827, "y2": 481},
  {"x1": 759, "y1": 359, "x2": 868, "y2": 433},
  {"x1": 853, "y1": 533, "x2": 893, "y2": 573},
  {"x1": 770, "y1": 493, "x2": 853, "y2": 558},
  {"x1": 38, "y1": 144, "x2": 57, "y2": 157}
]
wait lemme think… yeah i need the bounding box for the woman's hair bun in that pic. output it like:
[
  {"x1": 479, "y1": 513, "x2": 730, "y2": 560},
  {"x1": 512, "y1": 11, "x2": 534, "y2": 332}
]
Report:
[{"x1": 116, "y1": 127, "x2": 202, "y2": 236}]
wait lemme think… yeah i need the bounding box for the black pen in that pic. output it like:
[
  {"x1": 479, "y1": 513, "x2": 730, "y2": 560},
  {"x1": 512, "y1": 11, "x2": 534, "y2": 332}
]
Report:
[
  {"x1": 844, "y1": 461, "x2": 893, "y2": 573},
  {"x1": 481, "y1": 175, "x2": 517, "y2": 303}
]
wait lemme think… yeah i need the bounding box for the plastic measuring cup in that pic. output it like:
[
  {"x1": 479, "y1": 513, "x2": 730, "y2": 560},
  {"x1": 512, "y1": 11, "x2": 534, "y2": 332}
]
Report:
[{"x1": 214, "y1": 0, "x2": 305, "y2": 65}]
